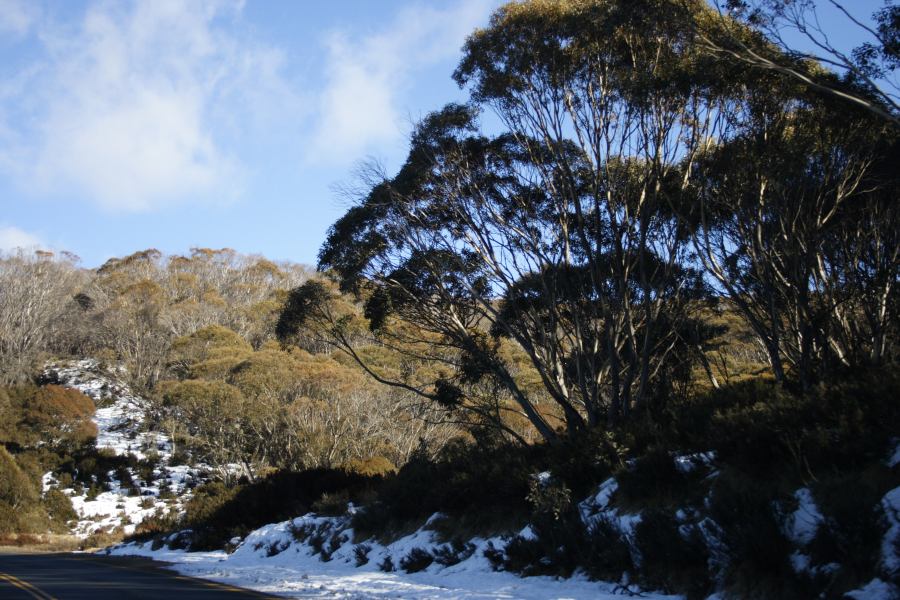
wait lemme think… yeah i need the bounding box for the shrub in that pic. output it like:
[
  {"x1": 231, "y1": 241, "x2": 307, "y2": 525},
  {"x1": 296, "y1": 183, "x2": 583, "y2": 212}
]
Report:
[
  {"x1": 708, "y1": 472, "x2": 808, "y2": 599},
  {"x1": 633, "y1": 509, "x2": 712, "y2": 599},
  {"x1": 614, "y1": 446, "x2": 703, "y2": 509},
  {"x1": 129, "y1": 509, "x2": 178, "y2": 542},
  {"x1": 672, "y1": 368, "x2": 900, "y2": 476},
  {"x1": 0, "y1": 502, "x2": 18, "y2": 535},
  {"x1": 580, "y1": 515, "x2": 634, "y2": 582},
  {"x1": 0, "y1": 447, "x2": 38, "y2": 509},
  {"x1": 354, "y1": 543, "x2": 371, "y2": 566},
  {"x1": 81, "y1": 527, "x2": 124, "y2": 550},
  {"x1": 312, "y1": 490, "x2": 350, "y2": 516},
  {"x1": 378, "y1": 555, "x2": 395, "y2": 572},
  {"x1": 400, "y1": 547, "x2": 434, "y2": 573},
  {"x1": 43, "y1": 489, "x2": 77, "y2": 530},
  {"x1": 341, "y1": 456, "x2": 397, "y2": 477},
  {"x1": 433, "y1": 539, "x2": 476, "y2": 567},
  {"x1": 183, "y1": 468, "x2": 377, "y2": 550},
  {"x1": 806, "y1": 470, "x2": 890, "y2": 596},
  {"x1": 357, "y1": 441, "x2": 535, "y2": 540}
]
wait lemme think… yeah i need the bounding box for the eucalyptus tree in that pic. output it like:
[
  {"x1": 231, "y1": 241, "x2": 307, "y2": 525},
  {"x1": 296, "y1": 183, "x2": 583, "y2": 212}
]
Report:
[
  {"x1": 0, "y1": 251, "x2": 86, "y2": 384},
  {"x1": 697, "y1": 0, "x2": 900, "y2": 126},
  {"x1": 286, "y1": 0, "x2": 739, "y2": 442},
  {"x1": 690, "y1": 92, "x2": 899, "y2": 388}
]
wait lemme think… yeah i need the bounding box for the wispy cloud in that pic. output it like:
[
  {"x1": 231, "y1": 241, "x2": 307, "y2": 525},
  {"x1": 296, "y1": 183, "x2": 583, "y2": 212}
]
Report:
[
  {"x1": 0, "y1": 225, "x2": 44, "y2": 251},
  {"x1": 0, "y1": 0, "x2": 38, "y2": 38},
  {"x1": 0, "y1": 0, "x2": 304, "y2": 211},
  {"x1": 307, "y1": 0, "x2": 494, "y2": 165}
]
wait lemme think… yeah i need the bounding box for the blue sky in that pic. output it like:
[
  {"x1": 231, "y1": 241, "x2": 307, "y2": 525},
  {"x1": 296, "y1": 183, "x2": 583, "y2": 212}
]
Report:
[
  {"x1": 0, "y1": 0, "x2": 887, "y2": 268},
  {"x1": 0, "y1": 0, "x2": 500, "y2": 267}
]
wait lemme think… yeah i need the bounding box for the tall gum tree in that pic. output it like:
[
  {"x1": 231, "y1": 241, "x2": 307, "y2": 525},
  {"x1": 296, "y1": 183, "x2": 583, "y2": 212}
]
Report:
[{"x1": 295, "y1": 0, "x2": 743, "y2": 442}]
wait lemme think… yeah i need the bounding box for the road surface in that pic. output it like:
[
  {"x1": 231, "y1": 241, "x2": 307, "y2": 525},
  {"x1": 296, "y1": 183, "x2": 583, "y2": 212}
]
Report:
[{"x1": 0, "y1": 552, "x2": 277, "y2": 599}]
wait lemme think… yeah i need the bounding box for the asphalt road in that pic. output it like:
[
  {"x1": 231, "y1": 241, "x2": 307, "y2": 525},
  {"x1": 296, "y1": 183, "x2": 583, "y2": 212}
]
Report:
[{"x1": 0, "y1": 552, "x2": 277, "y2": 599}]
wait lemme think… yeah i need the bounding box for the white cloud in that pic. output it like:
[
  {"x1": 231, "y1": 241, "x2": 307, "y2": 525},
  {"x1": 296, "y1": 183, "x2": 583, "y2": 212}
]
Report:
[
  {"x1": 307, "y1": 0, "x2": 495, "y2": 165},
  {"x1": 0, "y1": 225, "x2": 44, "y2": 251},
  {"x1": 1, "y1": 0, "x2": 304, "y2": 211},
  {"x1": 0, "y1": 0, "x2": 38, "y2": 38}
]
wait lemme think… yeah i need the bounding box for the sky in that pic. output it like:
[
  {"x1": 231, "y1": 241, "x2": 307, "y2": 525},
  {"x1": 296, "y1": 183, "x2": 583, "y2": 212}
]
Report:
[
  {"x1": 0, "y1": 0, "x2": 501, "y2": 267},
  {"x1": 0, "y1": 0, "x2": 888, "y2": 268}
]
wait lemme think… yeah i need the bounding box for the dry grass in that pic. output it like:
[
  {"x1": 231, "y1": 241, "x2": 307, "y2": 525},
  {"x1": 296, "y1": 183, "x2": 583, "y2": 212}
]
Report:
[{"x1": 0, "y1": 533, "x2": 82, "y2": 553}]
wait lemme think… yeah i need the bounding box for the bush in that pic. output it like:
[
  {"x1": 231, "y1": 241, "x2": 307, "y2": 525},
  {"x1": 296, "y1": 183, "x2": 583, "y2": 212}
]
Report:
[
  {"x1": 633, "y1": 509, "x2": 712, "y2": 599},
  {"x1": 433, "y1": 539, "x2": 476, "y2": 567},
  {"x1": 806, "y1": 469, "x2": 891, "y2": 596},
  {"x1": 670, "y1": 368, "x2": 900, "y2": 476},
  {"x1": 353, "y1": 543, "x2": 371, "y2": 566},
  {"x1": 43, "y1": 489, "x2": 77, "y2": 530},
  {"x1": 312, "y1": 490, "x2": 350, "y2": 516},
  {"x1": 129, "y1": 509, "x2": 179, "y2": 542},
  {"x1": 182, "y1": 468, "x2": 377, "y2": 550},
  {"x1": 341, "y1": 456, "x2": 396, "y2": 477},
  {"x1": 354, "y1": 441, "x2": 536, "y2": 541},
  {"x1": 400, "y1": 547, "x2": 434, "y2": 573},
  {"x1": 580, "y1": 515, "x2": 634, "y2": 582},
  {"x1": 708, "y1": 471, "x2": 808, "y2": 599},
  {"x1": 378, "y1": 555, "x2": 395, "y2": 572},
  {"x1": 615, "y1": 446, "x2": 704, "y2": 509},
  {"x1": 0, "y1": 446, "x2": 38, "y2": 509}
]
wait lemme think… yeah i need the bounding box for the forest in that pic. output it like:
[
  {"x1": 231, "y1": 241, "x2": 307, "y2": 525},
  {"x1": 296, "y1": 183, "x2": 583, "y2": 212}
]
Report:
[{"x1": 0, "y1": 1, "x2": 898, "y2": 599}]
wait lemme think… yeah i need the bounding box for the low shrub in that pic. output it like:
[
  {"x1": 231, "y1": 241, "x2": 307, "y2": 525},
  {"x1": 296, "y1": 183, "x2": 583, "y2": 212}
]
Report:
[
  {"x1": 181, "y1": 468, "x2": 377, "y2": 550},
  {"x1": 433, "y1": 539, "x2": 475, "y2": 567},
  {"x1": 378, "y1": 555, "x2": 395, "y2": 572},
  {"x1": 129, "y1": 509, "x2": 178, "y2": 542},
  {"x1": 0, "y1": 447, "x2": 38, "y2": 509},
  {"x1": 615, "y1": 446, "x2": 705, "y2": 509},
  {"x1": 806, "y1": 469, "x2": 892, "y2": 596},
  {"x1": 580, "y1": 515, "x2": 634, "y2": 582},
  {"x1": 341, "y1": 456, "x2": 396, "y2": 477},
  {"x1": 81, "y1": 527, "x2": 124, "y2": 550},
  {"x1": 708, "y1": 471, "x2": 808, "y2": 599},
  {"x1": 43, "y1": 489, "x2": 78, "y2": 531},
  {"x1": 312, "y1": 490, "x2": 350, "y2": 516},
  {"x1": 400, "y1": 547, "x2": 434, "y2": 573},
  {"x1": 633, "y1": 509, "x2": 712, "y2": 600},
  {"x1": 353, "y1": 543, "x2": 371, "y2": 566}
]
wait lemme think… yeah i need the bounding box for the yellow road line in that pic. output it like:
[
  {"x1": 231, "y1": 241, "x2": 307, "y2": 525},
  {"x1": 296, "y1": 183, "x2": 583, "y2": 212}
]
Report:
[{"x1": 0, "y1": 572, "x2": 57, "y2": 600}]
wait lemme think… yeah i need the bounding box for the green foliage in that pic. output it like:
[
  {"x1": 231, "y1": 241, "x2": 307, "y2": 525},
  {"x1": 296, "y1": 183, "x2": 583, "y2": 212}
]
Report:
[
  {"x1": 352, "y1": 441, "x2": 537, "y2": 541},
  {"x1": 708, "y1": 471, "x2": 808, "y2": 599},
  {"x1": 659, "y1": 368, "x2": 900, "y2": 476},
  {"x1": 614, "y1": 447, "x2": 704, "y2": 509},
  {"x1": 432, "y1": 539, "x2": 475, "y2": 567},
  {"x1": 0, "y1": 385, "x2": 96, "y2": 451},
  {"x1": 0, "y1": 446, "x2": 38, "y2": 509},
  {"x1": 340, "y1": 456, "x2": 397, "y2": 478},
  {"x1": 43, "y1": 489, "x2": 77, "y2": 531},
  {"x1": 633, "y1": 509, "x2": 712, "y2": 599},
  {"x1": 399, "y1": 547, "x2": 434, "y2": 573},
  {"x1": 806, "y1": 468, "x2": 894, "y2": 596},
  {"x1": 181, "y1": 469, "x2": 378, "y2": 550}
]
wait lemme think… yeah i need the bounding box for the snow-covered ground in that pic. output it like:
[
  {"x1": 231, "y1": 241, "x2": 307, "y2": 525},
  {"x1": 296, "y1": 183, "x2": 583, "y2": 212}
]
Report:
[
  {"x1": 42, "y1": 360, "x2": 205, "y2": 537},
  {"x1": 109, "y1": 514, "x2": 678, "y2": 600}
]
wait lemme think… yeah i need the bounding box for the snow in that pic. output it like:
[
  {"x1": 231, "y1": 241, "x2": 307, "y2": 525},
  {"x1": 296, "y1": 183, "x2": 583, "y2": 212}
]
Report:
[
  {"x1": 879, "y1": 486, "x2": 900, "y2": 580},
  {"x1": 785, "y1": 487, "x2": 823, "y2": 547},
  {"x1": 844, "y1": 578, "x2": 900, "y2": 600},
  {"x1": 673, "y1": 452, "x2": 716, "y2": 473},
  {"x1": 41, "y1": 360, "x2": 207, "y2": 537},
  {"x1": 887, "y1": 439, "x2": 900, "y2": 469},
  {"x1": 108, "y1": 513, "x2": 680, "y2": 600}
]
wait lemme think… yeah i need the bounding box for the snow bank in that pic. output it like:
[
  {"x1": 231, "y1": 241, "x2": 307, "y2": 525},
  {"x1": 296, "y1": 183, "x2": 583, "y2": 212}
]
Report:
[{"x1": 109, "y1": 512, "x2": 679, "y2": 599}]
